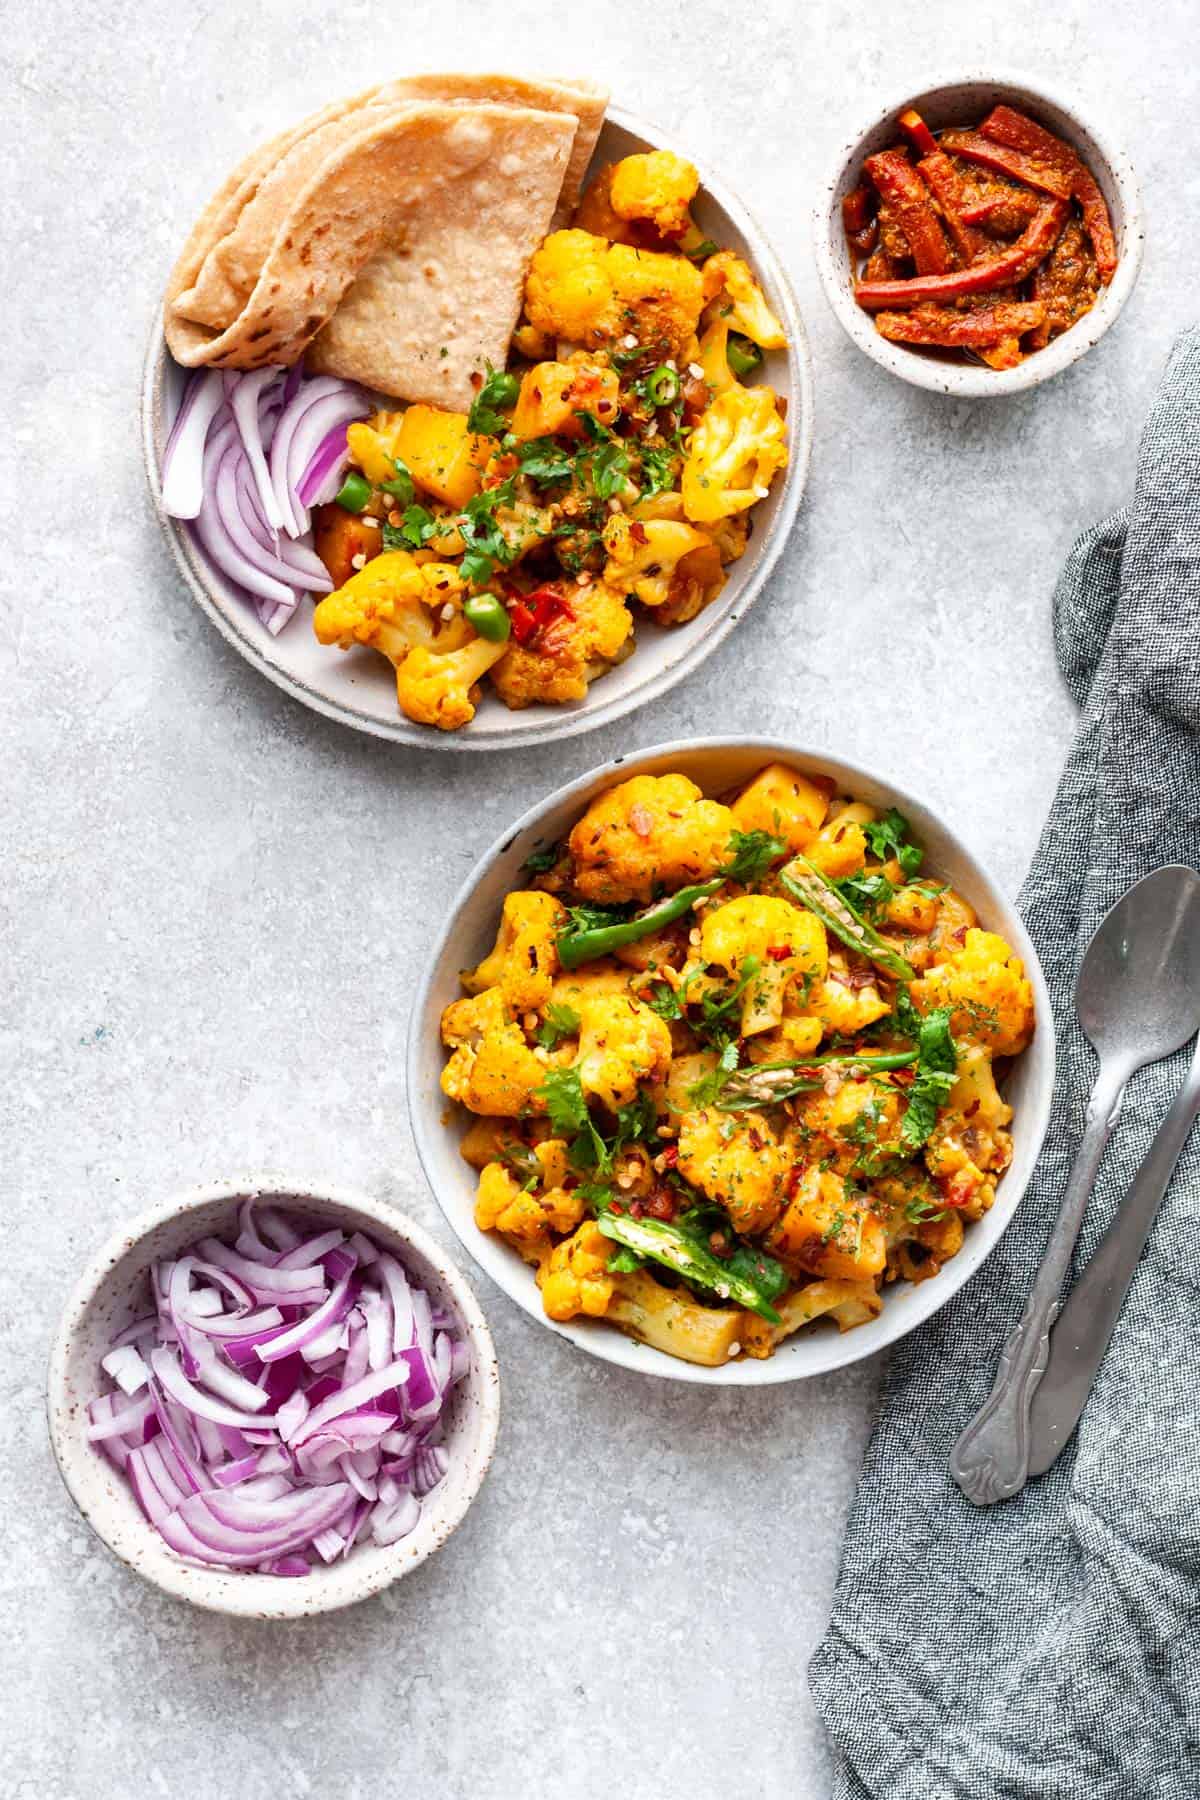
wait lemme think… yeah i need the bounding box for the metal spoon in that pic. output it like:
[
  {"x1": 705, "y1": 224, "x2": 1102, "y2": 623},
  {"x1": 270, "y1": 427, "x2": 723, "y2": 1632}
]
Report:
[
  {"x1": 1026, "y1": 1031, "x2": 1200, "y2": 1475},
  {"x1": 951, "y1": 865, "x2": 1200, "y2": 1507}
]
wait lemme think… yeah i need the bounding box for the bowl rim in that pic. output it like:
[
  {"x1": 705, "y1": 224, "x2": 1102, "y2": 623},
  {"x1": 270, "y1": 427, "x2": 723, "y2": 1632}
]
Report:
[
  {"x1": 812, "y1": 67, "x2": 1145, "y2": 398},
  {"x1": 46, "y1": 1176, "x2": 501, "y2": 1618},
  {"x1": 405, "y1": 734, "x2": 1056, "y2": 1385},
  {"x1": 142, "y1": 102, "x2": 814, "y2": 751}
]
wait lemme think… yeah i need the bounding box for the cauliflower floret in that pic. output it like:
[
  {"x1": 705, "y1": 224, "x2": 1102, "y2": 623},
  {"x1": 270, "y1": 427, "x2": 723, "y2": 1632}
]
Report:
[
  {"x1": 809, "y1": 954, "x2": 891, "y2": 1036},
  {"x1": 474, "y1": 1162, "x2": 585, "y2": 1240},
  {"x1": 600, "y1": 515, "x2": 716, "y2": 609},
  {"x1": 609, "y1": 150, "x2": 700, "y2": 239},
  {"x1": 568, "y1": 772, "x2": 736, "y2": 904},
  {"x1": 766, "y1": 1167, "x2": 886, "y2": 1281},
  {"x1": 395, "y1": 637, "x2": 508, "y2": 731},
  {"x1": 805, "y1": 802, "x2": 876, "y2": 878},
  {"x1": 697, "y1": 896, "x2": 828, "y2": 1036},
  {"x1": 440, "y1": 988, "x2": 548, "y2": 1117},
  {"x1": 791, "y1": 1080, "x2": 904, "y2": 1179},
  {"x1": 313, "y1": 553, "x2": 471, "y2": 662},
  {"x1": 681, "y1": 385, "x2": 788, "y2": 525},
  {"x1": 524, "y1": 229, "x2": 704, "y2": 358},
  {"x1": 677, "y1": 1107, "x2": 787, "y2": 1236},
  {"x1": 462, "y1": 890, "x2": 567, "y2": 1013},
  {"x1": 701, "y1": 250, "x2": 788, "y2": 349},
  {"x1": 913, "y1": 928, "x2": 1035, "y2": 1056},
  {"x1": 575, "y1": 991, "x2": 673, "y2": 1110},
  {"x1": 731, "y1": 763, "x2": 833, "y2": 854},
  {"x1": 924, "y1": 1045, "x2": 1014, "y2": 1217},
  {"x1": 489, "y1": 582, "x2": 633, "y2": 710},
  {"x1": 539, "y1": 1220, "x2": 616, "y2": 1320}
]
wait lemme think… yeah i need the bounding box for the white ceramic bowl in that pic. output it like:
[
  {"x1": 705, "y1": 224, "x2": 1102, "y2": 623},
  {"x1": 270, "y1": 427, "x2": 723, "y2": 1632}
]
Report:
[
  {"x1": 407, "y1": 737, "x2": 1055, "y2": 1385},
  {"x1": 144, "y1": 106, "x2": 813, "y2": 749},
  {"x1": 814, "y1": 72, "x2": 1143, "y2": 397},
  {"x1": 47, "y1": 1180, "x2": 500, "y2": 1617}
]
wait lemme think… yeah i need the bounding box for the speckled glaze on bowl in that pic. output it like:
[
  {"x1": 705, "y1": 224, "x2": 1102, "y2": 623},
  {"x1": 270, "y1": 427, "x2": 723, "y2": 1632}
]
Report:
[
  {"x1": 407, "y1": 738, "x2": 1056, "y2": 1384},
  {"x1": 814, "y1": 72, "x2": 1143, "y2": 397},
  {"x1": 47, "y1": 1180, "x2": 500, "y2": 1617},
  {"x1": 143, "y1": 105, "x2": 813, "y2": 750}
]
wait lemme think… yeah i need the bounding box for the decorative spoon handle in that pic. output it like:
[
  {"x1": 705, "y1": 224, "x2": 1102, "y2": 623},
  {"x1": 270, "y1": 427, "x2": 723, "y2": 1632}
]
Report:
[
  {"x1": 950, "y1": 1062, "x2": 1129, "y2": 1506},
  {"x1": 1026, "y1": 1037, "x2": 1200, "y2": 1476}
]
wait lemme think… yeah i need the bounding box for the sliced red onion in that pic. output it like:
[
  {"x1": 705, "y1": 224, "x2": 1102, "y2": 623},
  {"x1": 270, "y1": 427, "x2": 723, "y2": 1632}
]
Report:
[
  {"x1": 271, "y1": 381, "x2": 371, "y2": 538},
  {"x1": 91, "y1": 1203, "x2": 466, "y2": 1576},
  {"x1": 296, "y1": 424, "x2": 353, "y2": 509},
  {"x1": 229, "y1": 368, "x2": 287, "y2": 531},
  {"x1": 162, "y1": 370, "x2": 226, "y2": 519}
]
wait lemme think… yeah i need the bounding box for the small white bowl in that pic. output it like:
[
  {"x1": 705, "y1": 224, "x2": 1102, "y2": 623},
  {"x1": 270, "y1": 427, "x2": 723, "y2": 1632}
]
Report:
[
  {"x1": 407, "y1": 737, "x2": 1056, "y2": 1385},
  {"x1": 814, "y1": 72, "x2": 1143, "y2": 397},
  {"x1": 144, "y1": 105, "x2": 813, "y2": 750},
  {"x1": 47, "y1": 1179, "x2": 500, "y2": 1618}
]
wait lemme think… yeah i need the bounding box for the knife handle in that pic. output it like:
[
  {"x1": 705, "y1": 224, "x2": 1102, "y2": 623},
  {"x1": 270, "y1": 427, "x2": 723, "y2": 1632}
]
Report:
[{"x1": 1026, "y1": 1040, "x2": 1200, "y2": 1477}]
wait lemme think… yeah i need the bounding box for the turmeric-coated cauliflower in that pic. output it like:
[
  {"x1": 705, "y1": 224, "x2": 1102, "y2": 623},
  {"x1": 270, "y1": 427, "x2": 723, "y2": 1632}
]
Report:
[
  {"x1": 912, "y1": 928, "x2": 1036, "y2": 1056},
  {"x1": 313, "y1": 553, "x2": 470, "y2": 661},
  {"x1": 539, "y1": 1220, "x2": 616, "y2": 1321},
  {"x1": 697, "y1": 896, "x2": 827, "y2": 1036},
  {"x1": 488, "y1": 582, "x2": 633, "y2": 710},
  {"x1": 924, "y1": 1046, "x2": 1014, "y2": 1215},
  {"x1": 474, "y1": 1162, "x2": 585, "y2": 1241},
  {"x1": 567, "y1": 772, "x2": 736, "y2": 904},
  {"x1": 681, "y1": 385, "x2": 788, "y2": 525},
  {"x1": 600, "y1": 515, "x2": 715, "y2": 609},
  {"x1": 394, "y1": 638, "x2": 508, "y2": 731},
  {"x1": 609, "y1": 150, "x2": 700, "y2": 239},
  {"x1": 524, "y1": 230, "x2": 704, "y2": 358},
  {"x1": 575, "y1": 991, "x2": 673, "y2": 1111},
  {"x1": 766, "y1": 1167, "x2": 886, "y2": 1282},
  {"x1": 676, "y1": 1107, "x2": 787, "y2": 1236},
  {"x1": 462, "y1": 890, "x2": 567, "y2": 1013},
  {"x1": 439, "y1": 988, "x2": 548, "y2": 1117},
  {"x1": 808, "y1": 955, "x2": 891, "y2": 1037},
  {"x1": 701, "y1": 251, "x2": 788, "y2": 349}
]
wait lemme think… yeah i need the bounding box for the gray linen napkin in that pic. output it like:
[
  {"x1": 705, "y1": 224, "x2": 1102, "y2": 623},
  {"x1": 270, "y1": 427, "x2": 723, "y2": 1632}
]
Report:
[{"x1": 808, "y1": 325, "x2": 1200, "y2": 1800}]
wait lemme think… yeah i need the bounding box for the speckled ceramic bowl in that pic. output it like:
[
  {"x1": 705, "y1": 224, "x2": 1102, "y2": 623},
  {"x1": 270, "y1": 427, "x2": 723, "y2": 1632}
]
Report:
[
  {"x1": 143, "y1": 105, "x2": 813, "y2": 750},
  {"x1": 407, "y1": 737, "x2": 1056, "y2": 1385},
  {"x1": 47, "y1": 1180, "x2": 500, "y2": 1617},
  {"x1": 814, "y1": 73, "x2": 1143, "y2": 397}
]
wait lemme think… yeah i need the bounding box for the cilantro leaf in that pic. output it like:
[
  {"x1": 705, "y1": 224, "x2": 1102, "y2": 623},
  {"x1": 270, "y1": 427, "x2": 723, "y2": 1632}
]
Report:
[
  {"x1": 533, "y1": 1066, "x2": 610, "y2": 1172},
  {"x1": 723, "y1": 829, "x2": 787, "y2": 886},
  {"x1": 637, "y1": 444, "x2": 678, "y2": 499},
  {"x1": 687, "y1": 1038, "x2": 739, "y2": 1106},
  {"x1": 864, "y1": 809, "x2": 924, "y2": 880},
  {"x1": 378, "y1": 457, "x2": 415, "y2": 507},
  {"x1": 898, "y1": 1001, "x2": 958, "y2": 1151},
  {"x1": 606, "y1": 1246, "x2": 644, "y2": 1273},
  {"x1": 535, "y1": 1003, "x2": 580, "y2": 1051},
  {"x1": 458, "y1": 478, "x2": 519, "y2": 587},
  {"x1": 521, "y1": 844, "x2": 561, "y2": 875},
  {"x1": 518, "y1": 437, "x2": 575, "y2": 486},
  {"x1": 382, "y1": 503, "x2": 441, "y2": 554},
  {"x1": 467, "y1": 365, "x2": 519, "y2": 436}
]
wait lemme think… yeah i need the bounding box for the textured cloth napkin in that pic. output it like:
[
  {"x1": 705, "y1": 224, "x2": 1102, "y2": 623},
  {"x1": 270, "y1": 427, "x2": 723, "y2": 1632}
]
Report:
[{"x1": 809, "y1": 325, "x2": 1200, "y2": 1800}]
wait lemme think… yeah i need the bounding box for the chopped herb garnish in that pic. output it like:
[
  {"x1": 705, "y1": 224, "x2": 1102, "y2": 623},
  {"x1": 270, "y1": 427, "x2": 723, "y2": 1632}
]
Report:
[
  {"x1": 535, "y1": 1003, "x2": 581, "y2": 1050},
  {"x1": 864, "y1": 809, "x2": 924, "y2": 880},
  {"x1": 467, "y1": 364, "x2": 520, "y2": 436}
]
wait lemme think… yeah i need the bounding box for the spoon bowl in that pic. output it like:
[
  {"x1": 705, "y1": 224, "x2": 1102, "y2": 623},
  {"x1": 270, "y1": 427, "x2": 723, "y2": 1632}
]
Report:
[{"x1": 1076, "y1": 865, "x2": 1200, "y2": 1067}]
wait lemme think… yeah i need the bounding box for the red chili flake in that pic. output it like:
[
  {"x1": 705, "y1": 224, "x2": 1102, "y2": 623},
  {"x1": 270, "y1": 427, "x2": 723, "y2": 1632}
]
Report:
[
  {"x1": 630, "y1": 521, "x2": 648, "y2": 545},
  {"x1": 610, "y1": 1200, "x2": 625, "y2": 1215},
  {"x1": 629, "y1": 804, "x2": 655, "y2": 840},
  {"x1": 659, "y1": 1144, "x2": 679, "y2": 1169},
  {"x1": 646, "y1": 1187, "x2": 677, "y2": 1221},
  {"x1": 953, "y1": 926, "x2": 968, "y2": 944},
  {"x1": 765, "y1": 944, "x2": 793, "y2": 962},
  {"x1": 509, "y1": 586, "x2": 574, "y2": 648},
  {"x1": 964, "y1": 1099, "x2": 980, "y2": 1118},
  {"x1": 747, "y1": 1127, "x2": 765, "y2": 1152},
  {"x1": 784, "y1": 1164, "x2": 809, "y2": 1198},
  {"x1": 629, "y1": 1199, "x2": 647, "y2": 1219}
]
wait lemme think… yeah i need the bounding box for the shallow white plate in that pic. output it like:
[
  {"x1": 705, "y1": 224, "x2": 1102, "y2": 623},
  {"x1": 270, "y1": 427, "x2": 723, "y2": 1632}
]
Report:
[
  {"x1": 407, "y1": 737, "x2": 1055, "y2": 1384},
  {"x1": 143, "y1": 108, "x2": 813, "y2": 750}
]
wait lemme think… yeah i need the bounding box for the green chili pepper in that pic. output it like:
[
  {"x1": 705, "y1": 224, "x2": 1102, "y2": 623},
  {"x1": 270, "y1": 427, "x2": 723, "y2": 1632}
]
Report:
[
  {"x1": 646, "y1": 365, "x2": 682, "y2": 407},
  {"x1": 781, "y1": 855, "x2": 915, "y2": 981},
  {"x1": 462, "y1": 593, "x2": 512, "y2": 643},
  {"x1": 595, "y1": 1211, "x2": 782, "y2": 1323},
  {"x1": 714, "y1": 1050, "x2": 917, "y2": 1112},
  {"x1": 556, "y1": 877, "x2": 724, "y2": 970},
  {"x1": 335, "y1": 471, "x2": 372, "y2": 514},
  {"x1": 726, "y1": 333, "x2": 763, "y2": 377}
]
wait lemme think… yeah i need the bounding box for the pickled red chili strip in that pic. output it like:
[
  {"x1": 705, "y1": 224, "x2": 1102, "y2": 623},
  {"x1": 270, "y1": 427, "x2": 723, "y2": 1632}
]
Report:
[
  {"x1": 979, "y1": 104, "x2": 1117, "y2": 280},
  {"x1": 874, "y1": 302, "x2": 1047, "y2": 348},
  {"x1": 841, "y1": 187, "x2": 879, "y2": 256},
  {"x1": 855, "y1": 198, "x2": 1068, "y2": 309},
  {"x1": 958, "y1": 189, "x2": 1041, "y2": 231},
  {"x1": 1028, "y1": 217, "x2": 1099, "y2": 349},
  {"x1": 916, "y1": 152, "x2": 986, "y2": 262},
  {"x1": 863, "y1": 150, "x2": 951, "y2": 274},
  {"x1": 939, "y1": 130, "x2": 1073, "y2": 201},
  {"x1": 897, "y1": 108, "x2": 938, "y2": 156}
]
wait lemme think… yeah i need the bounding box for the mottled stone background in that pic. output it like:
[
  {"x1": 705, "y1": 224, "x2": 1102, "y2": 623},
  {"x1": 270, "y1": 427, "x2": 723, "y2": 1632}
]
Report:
[{"x1": 2, "y1": 2, "x2": 1190, "y2": 1794}]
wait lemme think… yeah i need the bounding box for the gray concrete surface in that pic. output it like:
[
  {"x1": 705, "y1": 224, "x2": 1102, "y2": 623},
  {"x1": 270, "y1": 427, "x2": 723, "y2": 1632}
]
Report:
[{"x1": 2, "y1": 2, "x2": 1191, "y2": 1794}]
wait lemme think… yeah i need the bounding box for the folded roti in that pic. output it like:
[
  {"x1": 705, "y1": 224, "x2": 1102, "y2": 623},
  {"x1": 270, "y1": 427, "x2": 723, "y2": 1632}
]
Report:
[
  {"x1": 164, "y1": 102, "x2": 576, "y2": 388},
  {"x1": 170, "y1": 74, "x2": 607, "y2": 336}
]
